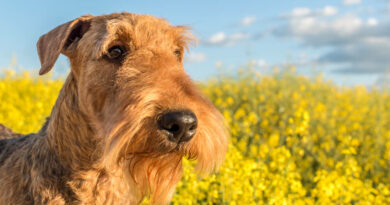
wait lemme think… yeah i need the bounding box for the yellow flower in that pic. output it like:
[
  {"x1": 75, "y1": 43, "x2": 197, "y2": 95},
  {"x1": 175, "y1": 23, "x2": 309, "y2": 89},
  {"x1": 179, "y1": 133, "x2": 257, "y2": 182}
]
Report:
[{"x1": 3, "y1": 67, "x2": 390, "y2": 204}]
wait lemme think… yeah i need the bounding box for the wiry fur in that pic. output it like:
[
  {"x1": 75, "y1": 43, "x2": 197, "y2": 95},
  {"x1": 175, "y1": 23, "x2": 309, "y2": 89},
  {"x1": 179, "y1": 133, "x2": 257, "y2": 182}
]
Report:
[{"x1": 0, "y1": 12, "x2": 228, "y2": 204}]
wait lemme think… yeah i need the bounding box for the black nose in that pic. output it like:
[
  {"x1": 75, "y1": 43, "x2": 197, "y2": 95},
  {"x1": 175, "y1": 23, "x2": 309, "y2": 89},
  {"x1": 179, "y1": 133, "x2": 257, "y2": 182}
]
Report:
[{"x1": 158, "y1": 110, "x2": 197, "y2": 143}]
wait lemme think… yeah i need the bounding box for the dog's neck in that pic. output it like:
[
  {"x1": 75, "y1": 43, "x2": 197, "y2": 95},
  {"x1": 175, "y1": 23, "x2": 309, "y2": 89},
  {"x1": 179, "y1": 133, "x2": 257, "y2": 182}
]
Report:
[
  {"x1": 39, "y1": 73, "x2": 143, "y2": 204},
  {"x1": 44, "y1": 73, "x2": 99, "y2": 170}
]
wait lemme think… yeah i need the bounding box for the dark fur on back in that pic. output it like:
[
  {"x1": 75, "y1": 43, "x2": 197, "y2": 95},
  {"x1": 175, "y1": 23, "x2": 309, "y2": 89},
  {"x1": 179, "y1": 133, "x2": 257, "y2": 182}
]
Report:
[
  {"x1": 0, "y1": 124, "x2": 22, "y2": 157},
  {"x1": 0, "y1": 121, "x2": 77, "y2": 204},
  {"x1": 0, "y1": 124, "x2": 22, "y2": 139}
]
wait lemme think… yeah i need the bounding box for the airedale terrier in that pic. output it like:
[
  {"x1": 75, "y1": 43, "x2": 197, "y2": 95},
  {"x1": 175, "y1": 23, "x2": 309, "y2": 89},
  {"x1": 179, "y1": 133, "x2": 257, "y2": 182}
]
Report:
[{"x1": 0, "y1": 13, "x2": 228, "y2": 205}]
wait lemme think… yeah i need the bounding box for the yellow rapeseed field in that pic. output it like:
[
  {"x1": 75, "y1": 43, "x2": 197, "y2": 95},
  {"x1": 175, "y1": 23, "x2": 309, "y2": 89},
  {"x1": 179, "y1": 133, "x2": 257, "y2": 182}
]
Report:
[{"x1": 1, "y1": 68, "x2": 390, "y2": 204}]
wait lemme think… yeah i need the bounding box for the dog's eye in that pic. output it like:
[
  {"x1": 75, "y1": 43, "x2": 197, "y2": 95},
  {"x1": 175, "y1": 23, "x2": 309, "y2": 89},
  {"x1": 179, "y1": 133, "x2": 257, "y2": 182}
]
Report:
[
  {"x1": 106, "y1": 46, "x2": 126, "y2": 62},
  {"x1": 174, "y1": 49, "x2": 181, "y2": 61}
]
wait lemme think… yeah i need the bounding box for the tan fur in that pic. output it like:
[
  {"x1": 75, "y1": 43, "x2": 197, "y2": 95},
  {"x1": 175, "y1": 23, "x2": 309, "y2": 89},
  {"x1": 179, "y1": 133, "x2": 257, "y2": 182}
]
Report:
[{"x1": 0, "y1": 12, "x2": 228, "y2": 205}]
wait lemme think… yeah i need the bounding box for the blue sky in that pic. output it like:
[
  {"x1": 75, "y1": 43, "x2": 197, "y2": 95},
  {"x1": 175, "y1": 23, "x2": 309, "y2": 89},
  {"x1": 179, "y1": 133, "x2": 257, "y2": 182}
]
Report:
[{"x1": 1, "y1": 0, "x2": 390, "y2": 86}]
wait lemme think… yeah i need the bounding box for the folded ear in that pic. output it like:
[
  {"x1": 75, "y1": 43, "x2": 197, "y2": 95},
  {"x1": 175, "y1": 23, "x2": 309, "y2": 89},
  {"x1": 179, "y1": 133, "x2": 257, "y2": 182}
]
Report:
[{"x1": 37, "y1": 15, "x2": 93, "y2": 75}]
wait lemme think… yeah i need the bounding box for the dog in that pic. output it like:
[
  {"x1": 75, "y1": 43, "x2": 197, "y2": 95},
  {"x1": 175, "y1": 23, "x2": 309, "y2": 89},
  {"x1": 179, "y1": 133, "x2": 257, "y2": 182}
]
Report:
[{"x1": 0, "y1": 12, "x2": 228, "y2": 204}]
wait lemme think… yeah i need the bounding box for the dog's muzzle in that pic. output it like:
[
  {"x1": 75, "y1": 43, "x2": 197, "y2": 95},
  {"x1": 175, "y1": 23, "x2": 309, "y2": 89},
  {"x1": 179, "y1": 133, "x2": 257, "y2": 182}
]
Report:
[{"x1": 158, "y1": 110, "x2": 197, "y2": 143}]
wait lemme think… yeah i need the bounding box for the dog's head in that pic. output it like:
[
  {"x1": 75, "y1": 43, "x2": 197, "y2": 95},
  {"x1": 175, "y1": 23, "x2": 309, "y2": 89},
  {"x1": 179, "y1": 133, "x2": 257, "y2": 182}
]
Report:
[{"x1": 37, "y1": 13, "x2": 228, "y2": 203}]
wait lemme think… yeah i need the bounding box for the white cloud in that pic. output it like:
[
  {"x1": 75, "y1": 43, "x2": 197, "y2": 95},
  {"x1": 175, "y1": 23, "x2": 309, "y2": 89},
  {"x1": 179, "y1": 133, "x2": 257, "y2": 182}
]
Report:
[
  {"x1": 185, "y1": 52, "x2": 206, "y2": 63},
  {"x1": 362, "y1": 37, "x2": 390, "y2": 47},
  {"x1": 273, "y1": 10, "x2": 390, "y2": 74},
  {"x1": 367, "y1": 18, "x2": 378, "y2": 26},
  {"x1": 322, "y1": 6, "x2": 338, "y2": 16},
  {"x1": 207, "y1": 32, "x2": 226, "y2": 45},
  {"x1": 203, "y1": 32, "x2": 250, "y2": 46},
  {"x1": 281, "y1": 14, "x2": 362, "y2": 38},
  {"x1": 291, "y1": 8, "x2": 311, "y2": 17},
  {"x1": 284, "y1": 6, "x2": 338, "y2": 19},
  {"x1": 332, "y1": 14, "x2": 362, "y2": 34},
  {"x1": 290, "y1": 17, "x2": 317, "y2": 35},
  {"x1": 343, "y1": 0, "x2": 361, "y2": 6},
  {"x1": 255, "y1": 59, "x2": 267, "y2": 68},
  {"x1": 240, "y1": 16, "x2": 256, "y2": 26}
]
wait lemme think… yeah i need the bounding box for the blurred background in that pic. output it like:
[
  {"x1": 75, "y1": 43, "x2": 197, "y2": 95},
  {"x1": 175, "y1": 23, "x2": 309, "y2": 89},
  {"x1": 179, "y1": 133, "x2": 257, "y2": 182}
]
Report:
[{"x1": 1, "y1": 0, "x2": 390, "y2": 86}]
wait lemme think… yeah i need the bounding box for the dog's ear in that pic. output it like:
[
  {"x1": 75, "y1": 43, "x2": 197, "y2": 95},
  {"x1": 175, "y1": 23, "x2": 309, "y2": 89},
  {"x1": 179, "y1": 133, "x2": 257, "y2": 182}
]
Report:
[{"x1": 37, "y1": 15, "x2": 93, "y2": 75}]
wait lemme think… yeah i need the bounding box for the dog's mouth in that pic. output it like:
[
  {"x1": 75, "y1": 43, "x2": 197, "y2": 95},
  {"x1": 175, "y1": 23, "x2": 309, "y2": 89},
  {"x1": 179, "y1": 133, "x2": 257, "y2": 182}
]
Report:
[
  {"x1": 155, "y1": 131, "x2": 191, "y2": 153},
  {"x1": 123, "y1": 142, "x2": 187, "y2": 163},
  {"x1": 123, "y1": 129, "x2": 191, "y2": 158}
]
